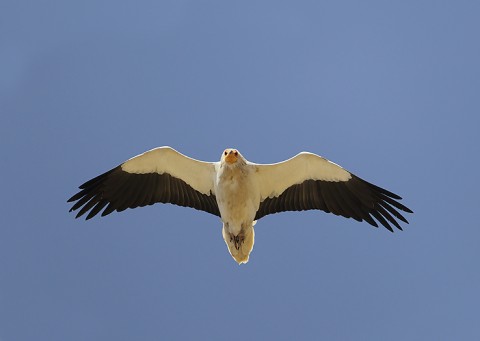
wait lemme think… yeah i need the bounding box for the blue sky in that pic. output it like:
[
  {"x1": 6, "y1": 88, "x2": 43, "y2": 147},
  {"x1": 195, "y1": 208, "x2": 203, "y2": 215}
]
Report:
[{"x1": 1, "y1": 1, "x2": 479, "y2": 340}]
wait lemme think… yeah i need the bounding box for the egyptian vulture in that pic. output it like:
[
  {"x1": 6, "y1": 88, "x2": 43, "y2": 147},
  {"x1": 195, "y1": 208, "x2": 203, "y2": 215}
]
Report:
[{"x1": 68, "y1": 147, "x2": 412, "y2": 264}]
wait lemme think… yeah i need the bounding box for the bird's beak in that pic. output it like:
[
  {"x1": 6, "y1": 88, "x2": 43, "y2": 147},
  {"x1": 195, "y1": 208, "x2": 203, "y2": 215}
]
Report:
[{"x1": 225, "y1": 152, "x2": 238, "y2": 164}]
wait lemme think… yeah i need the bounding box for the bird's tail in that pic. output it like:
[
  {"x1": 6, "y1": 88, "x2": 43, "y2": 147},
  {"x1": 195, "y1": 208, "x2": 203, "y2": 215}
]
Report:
[{"x1": 222, "y1": 222, "x2": 256, "y2": 264}]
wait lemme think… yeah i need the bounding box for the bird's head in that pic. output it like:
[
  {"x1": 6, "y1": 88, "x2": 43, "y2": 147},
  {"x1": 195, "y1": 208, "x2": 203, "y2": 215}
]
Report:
[{"x1": 221, "y1": 148, "x2": 244, "y2": 166}]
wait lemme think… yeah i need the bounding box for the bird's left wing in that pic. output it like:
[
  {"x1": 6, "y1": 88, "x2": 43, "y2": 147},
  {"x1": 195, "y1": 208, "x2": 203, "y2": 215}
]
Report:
[
  {"x1": 252, "y1": 152, "x2": 412, "y2": 232},
  {"x1": 68, "y1": 146, "x2": 220, "y2": 219}
]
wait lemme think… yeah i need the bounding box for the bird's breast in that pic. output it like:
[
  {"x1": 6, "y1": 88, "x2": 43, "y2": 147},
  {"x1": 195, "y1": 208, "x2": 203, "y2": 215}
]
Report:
[{"x1": 215, "y1": 166, "x2": 259, "y2": 229}]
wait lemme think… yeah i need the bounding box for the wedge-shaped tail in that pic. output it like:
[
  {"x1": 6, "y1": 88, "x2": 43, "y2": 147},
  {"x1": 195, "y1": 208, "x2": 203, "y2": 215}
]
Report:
[{"x1": 222, "y1": 223, "x2": 256, "y2": 264}]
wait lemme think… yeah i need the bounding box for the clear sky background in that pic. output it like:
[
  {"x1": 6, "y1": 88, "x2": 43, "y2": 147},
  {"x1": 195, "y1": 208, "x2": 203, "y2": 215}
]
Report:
[{"x1": 1, "y1": 1, "x2": 479, "y2": 340}]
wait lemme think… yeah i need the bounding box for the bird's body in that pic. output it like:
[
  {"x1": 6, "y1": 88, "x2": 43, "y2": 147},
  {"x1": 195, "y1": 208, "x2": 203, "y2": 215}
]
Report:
[
  {"x1": 216, "y1": 154, "x2": 258, "y2": 234},
  {"x1": 68, "y1": 147, "x2": 412, "y2": 264},
  {"x1": 216, "y1": 151, "x2": 258, "y2": 263}
]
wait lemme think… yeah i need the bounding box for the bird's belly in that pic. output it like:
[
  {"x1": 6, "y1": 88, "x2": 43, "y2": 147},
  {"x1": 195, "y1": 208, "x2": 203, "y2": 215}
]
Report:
[
  {"x1": 216, "y1": 180, "x2": 259, "y2": 235},
  {"x1": 220, "y1": 197, "x2": 255, "y2": 223}
]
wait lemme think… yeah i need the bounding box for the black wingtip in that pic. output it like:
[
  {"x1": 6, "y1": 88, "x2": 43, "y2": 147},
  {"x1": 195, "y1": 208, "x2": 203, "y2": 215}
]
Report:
[
  {"x1": 67, "y1": 193, "x2": 79, "y2": 203},
  {"x1": 74, "y1": 211, "x2": 84, "y2": 219}
]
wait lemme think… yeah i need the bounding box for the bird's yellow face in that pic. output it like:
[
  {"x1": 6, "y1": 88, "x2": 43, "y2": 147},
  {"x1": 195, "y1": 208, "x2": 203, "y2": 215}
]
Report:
[{"x1": 223, "y1": 148, "x2": 239, "y2": 164}]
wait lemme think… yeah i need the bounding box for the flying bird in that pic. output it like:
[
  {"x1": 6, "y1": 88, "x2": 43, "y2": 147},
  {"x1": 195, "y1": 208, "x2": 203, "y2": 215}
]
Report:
[{"x1": 68, "y1": 147, "x2": 412, "y2": 264}]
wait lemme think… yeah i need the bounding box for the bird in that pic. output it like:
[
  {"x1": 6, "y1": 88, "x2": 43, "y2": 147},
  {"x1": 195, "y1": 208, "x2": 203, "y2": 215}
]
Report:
[{"x1": 68, "y1": 146, "x2": 413, "y2": 264}]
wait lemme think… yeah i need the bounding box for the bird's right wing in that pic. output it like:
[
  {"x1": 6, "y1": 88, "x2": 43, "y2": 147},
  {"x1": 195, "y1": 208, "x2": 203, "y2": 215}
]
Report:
[{"x1": 68, "y1": 146, "x2": 220, "y2": 219}]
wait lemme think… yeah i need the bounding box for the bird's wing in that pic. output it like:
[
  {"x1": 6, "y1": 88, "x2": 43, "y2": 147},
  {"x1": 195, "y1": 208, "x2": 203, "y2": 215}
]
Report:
[
  {"x1": 68, "y1": 146, "x2": 220, "y2": 219},
  {"x1": 252, "y1": 152, "x2": 412, "y2": 231}
]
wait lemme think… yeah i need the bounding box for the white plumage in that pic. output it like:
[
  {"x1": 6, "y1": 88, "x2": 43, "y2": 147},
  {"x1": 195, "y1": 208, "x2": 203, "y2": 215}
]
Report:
[{"x1": 68, "y1": 146, "x2": 412, "y2": 264}]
